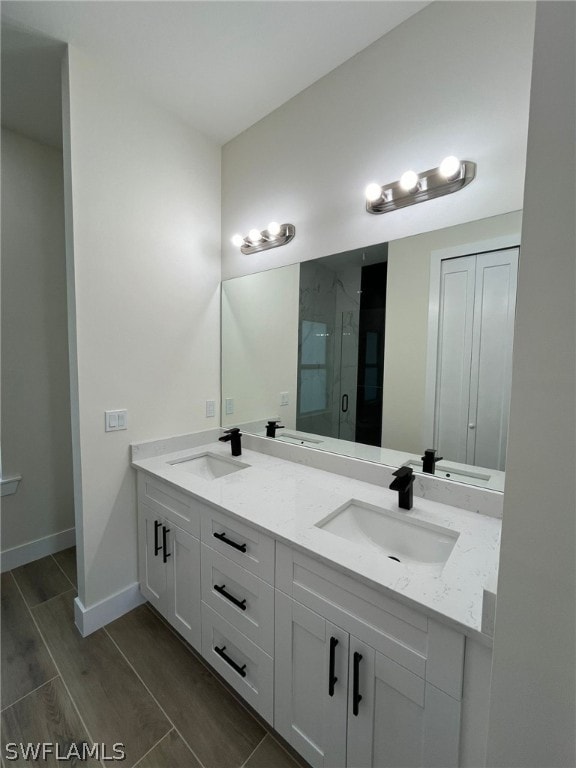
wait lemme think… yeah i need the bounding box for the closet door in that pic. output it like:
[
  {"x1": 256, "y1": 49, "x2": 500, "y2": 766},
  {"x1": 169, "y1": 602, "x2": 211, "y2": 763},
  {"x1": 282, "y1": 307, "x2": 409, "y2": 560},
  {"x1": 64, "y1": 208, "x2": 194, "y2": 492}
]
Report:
[
  {"x1": 434, "y1": 248, "x2": 518, "y2": 471},
  {"x1": 467, "y1": 249, "x2": 518, "y2": 470},
  {"x1": 434, "y1": 257, "x2": 476, "y2": 465}
]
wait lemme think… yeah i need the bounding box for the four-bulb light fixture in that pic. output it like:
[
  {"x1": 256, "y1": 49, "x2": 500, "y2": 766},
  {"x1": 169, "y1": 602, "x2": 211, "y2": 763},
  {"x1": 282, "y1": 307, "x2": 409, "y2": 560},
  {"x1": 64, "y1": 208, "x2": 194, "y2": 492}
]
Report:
[
  {"x1": 365, "y1": 156, "x2": 476, "y2": 214},
  {"x1": 231, "y1": 222, "x2": 296, "y2": 254}
]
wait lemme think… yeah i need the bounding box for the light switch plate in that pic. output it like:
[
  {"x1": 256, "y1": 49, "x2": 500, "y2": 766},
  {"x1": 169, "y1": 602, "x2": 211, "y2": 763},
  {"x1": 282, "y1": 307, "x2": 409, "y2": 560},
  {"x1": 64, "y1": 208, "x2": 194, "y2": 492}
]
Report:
[
  {"x1": 105, "y1": 409, "x2": 128, "y2": 432},
  {"x1": 280, "y1": 391, "x2": 289, "y2": 406},
  {"x1": 225, "y1": 398, "x2": 234, "y2": 415},
  {"x1": 206, "y1": 399, "x2": 216, "y2": 418}
]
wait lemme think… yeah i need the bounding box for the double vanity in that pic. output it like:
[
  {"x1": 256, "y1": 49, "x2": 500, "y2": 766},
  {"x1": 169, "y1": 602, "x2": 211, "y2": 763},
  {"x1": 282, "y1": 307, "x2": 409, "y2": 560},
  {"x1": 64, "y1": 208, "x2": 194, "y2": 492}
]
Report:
[{"x1": 132, "y1": 430, "x2": 501, "y2": 768}]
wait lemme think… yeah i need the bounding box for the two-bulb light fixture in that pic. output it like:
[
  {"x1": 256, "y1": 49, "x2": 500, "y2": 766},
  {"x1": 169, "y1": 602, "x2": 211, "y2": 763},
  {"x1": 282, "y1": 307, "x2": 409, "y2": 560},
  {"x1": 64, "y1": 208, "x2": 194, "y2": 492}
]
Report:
[
  {"x1": 365, "y1": 156, "x2": 476, "y2": 214},
  {"x1": 231, "y1": 222, "x2": 296, "y2": 254}
]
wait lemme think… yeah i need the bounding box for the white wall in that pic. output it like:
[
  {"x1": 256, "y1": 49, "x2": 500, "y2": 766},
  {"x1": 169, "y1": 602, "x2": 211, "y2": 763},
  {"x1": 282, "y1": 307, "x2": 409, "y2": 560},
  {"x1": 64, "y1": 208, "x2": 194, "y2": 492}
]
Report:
[
  {"x1": 222, "y1": 264, "x2": 299, "y2": 428},
  {"x1": 63, "y1": 47, "x2": 221, "y2": 609},
  {"x1": 383, "y1": 211, "x2": 522, "y2": 453},
  {"x1": 487, "y1": 3, "x2": 575, "y2": 766},
  {"x1": 222, "y1": 2, "x2": 535, "y2": 281},
  {"x1": 1, "y1": 128, "x2": 74, "y2": 556}
]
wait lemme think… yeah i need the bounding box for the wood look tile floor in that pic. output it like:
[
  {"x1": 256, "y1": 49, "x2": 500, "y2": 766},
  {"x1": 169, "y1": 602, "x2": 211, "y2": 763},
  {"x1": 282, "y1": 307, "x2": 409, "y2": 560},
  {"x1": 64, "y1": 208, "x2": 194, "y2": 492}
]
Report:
[{"x1": 0, "y1": 550, "x2": 308, "y2": 768}]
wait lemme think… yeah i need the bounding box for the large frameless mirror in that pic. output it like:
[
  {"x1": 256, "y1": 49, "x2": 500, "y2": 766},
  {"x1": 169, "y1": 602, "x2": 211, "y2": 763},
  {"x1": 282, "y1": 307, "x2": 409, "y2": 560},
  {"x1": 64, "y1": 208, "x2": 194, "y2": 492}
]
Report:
[{"x1": 221, "y1": 211, "x2": 521, "y2": 491}]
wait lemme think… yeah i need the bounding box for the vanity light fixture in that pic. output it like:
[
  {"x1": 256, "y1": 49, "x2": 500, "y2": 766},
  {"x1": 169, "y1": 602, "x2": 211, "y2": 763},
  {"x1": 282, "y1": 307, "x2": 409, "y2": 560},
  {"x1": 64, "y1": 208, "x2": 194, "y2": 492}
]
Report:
[
  {"x1": 231, "y1": 222, "x2": 296, "y2": 254},
  {"x1": 365, "y1": 156, "x2": 476, "y2": 214}
]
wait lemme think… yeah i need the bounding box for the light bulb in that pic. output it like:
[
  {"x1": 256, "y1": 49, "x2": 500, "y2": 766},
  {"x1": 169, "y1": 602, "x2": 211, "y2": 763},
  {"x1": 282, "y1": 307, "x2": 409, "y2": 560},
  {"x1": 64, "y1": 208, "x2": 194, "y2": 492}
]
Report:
[
  {"x1": 399, "y1": 170, "x2": 419, "y2": 192},
  {"x1": 248, "y1": 228, "x2": 262, "y2": 244},
  {"x1": 439, "y1": 156, "x2": 461, "y2": 180},
  {"x1": 267, "y1": 221, "x2": 281, "y2": 236},
  {"x1": 231, "y1": 234, "x2": 244, "y2": 248},
  {"x1": 365, "y1": 183, "x2": 383, "y2": 202}
]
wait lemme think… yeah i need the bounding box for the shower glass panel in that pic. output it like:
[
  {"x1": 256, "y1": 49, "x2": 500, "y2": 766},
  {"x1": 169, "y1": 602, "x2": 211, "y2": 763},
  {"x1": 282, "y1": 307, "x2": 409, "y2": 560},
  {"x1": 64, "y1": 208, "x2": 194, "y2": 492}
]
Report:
[
  {"x1": 296, "y1": 251, "x2": 386, "y2": 446},
  {"x1": 296, "y1": 311, "x2": 360, "y2": 440},
  {"x1": 335, "y1": 310, "x2": 360, "y2": 441},
  {"x1": 299, "y1": 320, "x2": 329, "y2": 414}
]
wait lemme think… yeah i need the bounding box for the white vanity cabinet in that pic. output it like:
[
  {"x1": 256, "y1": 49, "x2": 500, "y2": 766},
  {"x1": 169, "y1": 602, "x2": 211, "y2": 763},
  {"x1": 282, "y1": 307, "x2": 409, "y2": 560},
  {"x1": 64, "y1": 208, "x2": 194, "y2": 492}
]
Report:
[
  {"x1": 135, "y1": 466, "x2": 485, "y2": 768},
  {"x1": 274, "y1": 544, "x2": 464, "y2": 768},
  {"x1": 137, "y1": 474, "x2": 202, "y2": 650}
]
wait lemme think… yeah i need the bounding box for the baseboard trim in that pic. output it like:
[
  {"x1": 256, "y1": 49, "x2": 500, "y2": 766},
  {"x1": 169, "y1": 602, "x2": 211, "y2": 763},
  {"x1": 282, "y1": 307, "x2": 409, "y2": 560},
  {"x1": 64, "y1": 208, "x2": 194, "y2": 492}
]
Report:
[
  {"x1": 74, "y1": 582, "x2": 146, "y2": 637},
  {"x1": 1, "y1": 527, "x2": 76, "y2": 572}
]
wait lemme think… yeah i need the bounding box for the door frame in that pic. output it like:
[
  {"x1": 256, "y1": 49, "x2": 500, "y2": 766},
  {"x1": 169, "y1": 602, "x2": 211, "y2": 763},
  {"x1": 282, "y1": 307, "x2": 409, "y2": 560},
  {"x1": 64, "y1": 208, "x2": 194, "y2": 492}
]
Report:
[{"x1": 423, "y1": 233, "x2": 521, "y2": 449}]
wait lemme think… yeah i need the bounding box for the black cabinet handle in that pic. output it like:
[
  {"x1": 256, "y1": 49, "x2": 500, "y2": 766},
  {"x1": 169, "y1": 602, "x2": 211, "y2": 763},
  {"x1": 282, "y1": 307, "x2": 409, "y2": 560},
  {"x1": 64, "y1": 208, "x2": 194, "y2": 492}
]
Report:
[
  {"x1": 162, "y1": 526, "x2": 171, "y2": 563},
  {"x1": 214, "y1": 645, "x2": 247, "y2": 678},
  {"x1": 329, "y1": 636, "x2": 339, "y2": 697},
  {"x1": 214, "y1": 584, "x2": 247, "y2": 611},
  {"x1": 213, "y1": 531, "x2": 247, "y2": 553},
  {"x1": 154, "y1": 520, "x2": 162, "y2": 556},
  {"x1": 353, "y1": 652, "x2": 363, "y2": 716},
  {"x1": 341, "y1": 393, "x2": 349, "y2": 413}
]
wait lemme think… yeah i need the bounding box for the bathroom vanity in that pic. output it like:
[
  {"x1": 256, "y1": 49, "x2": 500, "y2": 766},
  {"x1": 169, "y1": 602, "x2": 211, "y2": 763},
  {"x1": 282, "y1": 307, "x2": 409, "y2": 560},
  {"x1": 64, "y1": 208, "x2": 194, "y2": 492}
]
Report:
[{"x1": 132, "y1": 432, "x2": 500, "y2": 768}]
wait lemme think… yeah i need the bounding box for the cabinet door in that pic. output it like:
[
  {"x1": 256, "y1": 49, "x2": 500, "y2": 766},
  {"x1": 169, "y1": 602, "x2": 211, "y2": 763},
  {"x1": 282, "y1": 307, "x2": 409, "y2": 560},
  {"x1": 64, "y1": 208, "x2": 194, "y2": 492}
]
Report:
[
  {"x1": 166, "y1": 523, "x2": 201, "y2": 651},
  {"x1": 275, "y1": 592, "x2": 348, "y2": 768},
  {"x1": 138, "y1": 503, "x2": 168, "y2": 613},
  {"x1": 347, "y1": 638, "x2": 461, "y2": 768}
]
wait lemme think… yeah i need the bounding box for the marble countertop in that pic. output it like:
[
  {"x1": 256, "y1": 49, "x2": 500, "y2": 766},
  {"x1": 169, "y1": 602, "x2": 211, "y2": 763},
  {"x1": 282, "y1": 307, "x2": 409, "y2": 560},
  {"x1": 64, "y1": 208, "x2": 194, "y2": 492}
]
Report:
[{"x1": 132, "y1": 440, "x2": 500, "y2": 642}]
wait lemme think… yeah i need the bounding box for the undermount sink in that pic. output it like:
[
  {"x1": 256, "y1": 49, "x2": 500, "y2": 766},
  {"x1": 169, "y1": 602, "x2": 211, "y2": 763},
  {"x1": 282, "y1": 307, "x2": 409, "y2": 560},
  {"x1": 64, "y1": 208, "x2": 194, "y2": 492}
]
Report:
[
  {"x1": 403, "y1": 460, "x2": 491, "y2": 486},
  {"x1": 168, "y1": 452, "x2": 249, "y2": 480},
  {"x1": 315, "y1": 499, "x2": 459, "y2": 568},
  {"x1": 277, "y1": 432, "x2": 324, "y2": 446}
]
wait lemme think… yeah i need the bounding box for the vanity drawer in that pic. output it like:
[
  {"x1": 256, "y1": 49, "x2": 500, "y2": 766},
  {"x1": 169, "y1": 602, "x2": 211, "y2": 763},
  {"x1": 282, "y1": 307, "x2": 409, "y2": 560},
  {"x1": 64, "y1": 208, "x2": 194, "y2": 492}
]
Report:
[
  {"x1": 201, "y1": 508, "x2": 275, "y2": 584},
  {"x1": 201, "y1": 602, "x2": 274, "y2": 723},
  {"x1": 275, "y1": 544, "x2": 464, "y2": 696},
  {"x1": 201, "y1": 544, "x2": 274, "y2": 655},
  {"x1": 137, "y1": 473, "x2": 201, "y2": 537}
]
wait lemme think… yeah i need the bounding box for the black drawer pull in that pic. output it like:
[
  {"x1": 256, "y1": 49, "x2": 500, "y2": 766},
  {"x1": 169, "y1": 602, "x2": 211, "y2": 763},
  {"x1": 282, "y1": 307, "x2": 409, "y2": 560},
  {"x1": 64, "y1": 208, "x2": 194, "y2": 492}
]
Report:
[
  {"x1": 214, "y1": 584, "x2": 247, "y2": 611},
  {"x1": 329, "y1": 636, "x2": 339, "y2": 697},
  {"x1": 353, "y1": 651, "x2": 363, "y2": 716},
  {"x1": 162, "y1": 526, "x2": 171, "y2": 563},
  {"x1": 214, "y1": 645, "x2": 247, "y2": 678},
  {"x1": 154, "y1": 520, "x2": 162, "y2": 556},
  {"x1": 213, "y1": 531, "x2": 247, "y2": 553}
]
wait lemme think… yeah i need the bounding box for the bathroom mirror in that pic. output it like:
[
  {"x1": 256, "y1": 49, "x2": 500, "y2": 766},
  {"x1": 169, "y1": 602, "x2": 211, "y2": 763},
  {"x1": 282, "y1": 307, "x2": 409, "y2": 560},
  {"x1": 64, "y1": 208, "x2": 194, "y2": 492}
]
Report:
[{"x1": 222, "y1": 210, "x2": 521, "y2": 491}]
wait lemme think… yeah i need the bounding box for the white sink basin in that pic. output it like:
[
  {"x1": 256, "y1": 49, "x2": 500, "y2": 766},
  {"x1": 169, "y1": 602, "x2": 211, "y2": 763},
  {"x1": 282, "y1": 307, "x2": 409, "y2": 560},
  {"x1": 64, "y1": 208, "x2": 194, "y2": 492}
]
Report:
[
  {"x1": 315, "y1": 499, "x2": 459, "y2": 567},
  {"x1": 277, "y1": 432, "x2": 324, "y2": 446},
  {"x1": 168, "y1": 452, "x2": 249, "y2": 480}
]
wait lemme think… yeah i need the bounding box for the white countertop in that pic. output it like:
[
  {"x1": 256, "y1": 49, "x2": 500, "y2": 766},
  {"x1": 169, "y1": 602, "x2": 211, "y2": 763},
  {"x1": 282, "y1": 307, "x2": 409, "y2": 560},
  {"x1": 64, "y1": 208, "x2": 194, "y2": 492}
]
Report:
[{"x1": 132, "y1": 440, "x2": 501, "y2": 642}]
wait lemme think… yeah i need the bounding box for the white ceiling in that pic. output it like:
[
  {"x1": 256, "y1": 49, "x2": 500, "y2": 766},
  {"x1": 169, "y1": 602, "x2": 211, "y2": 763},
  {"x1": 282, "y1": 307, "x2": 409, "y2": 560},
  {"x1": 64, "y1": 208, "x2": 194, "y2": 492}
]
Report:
[{"x1": 1, "y1": 1, "x2": 430, "y2": 147}]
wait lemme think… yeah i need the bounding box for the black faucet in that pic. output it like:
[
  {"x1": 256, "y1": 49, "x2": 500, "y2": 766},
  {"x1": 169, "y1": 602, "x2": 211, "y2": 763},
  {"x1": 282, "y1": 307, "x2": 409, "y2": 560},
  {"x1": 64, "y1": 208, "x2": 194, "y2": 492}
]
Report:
[
  {"x1": 389, "y1": 466, "x2": 415, "y2": 510},
  {"x1": 421, "y1": 448, "x2": 443, "y2": 475},
  {"x1": 265, "y1": 420, "x2": 285, "y2": 438},
  {"x1": 219, "y1": 427, "x2": 242, "y2": 457}
]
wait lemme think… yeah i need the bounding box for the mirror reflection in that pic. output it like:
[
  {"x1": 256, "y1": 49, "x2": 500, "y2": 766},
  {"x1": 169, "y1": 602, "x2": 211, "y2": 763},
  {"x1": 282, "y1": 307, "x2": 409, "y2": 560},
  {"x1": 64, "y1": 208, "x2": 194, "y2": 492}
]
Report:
[{"x1": 222, "y1": 211, "x2": 521, "y2": 491}]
